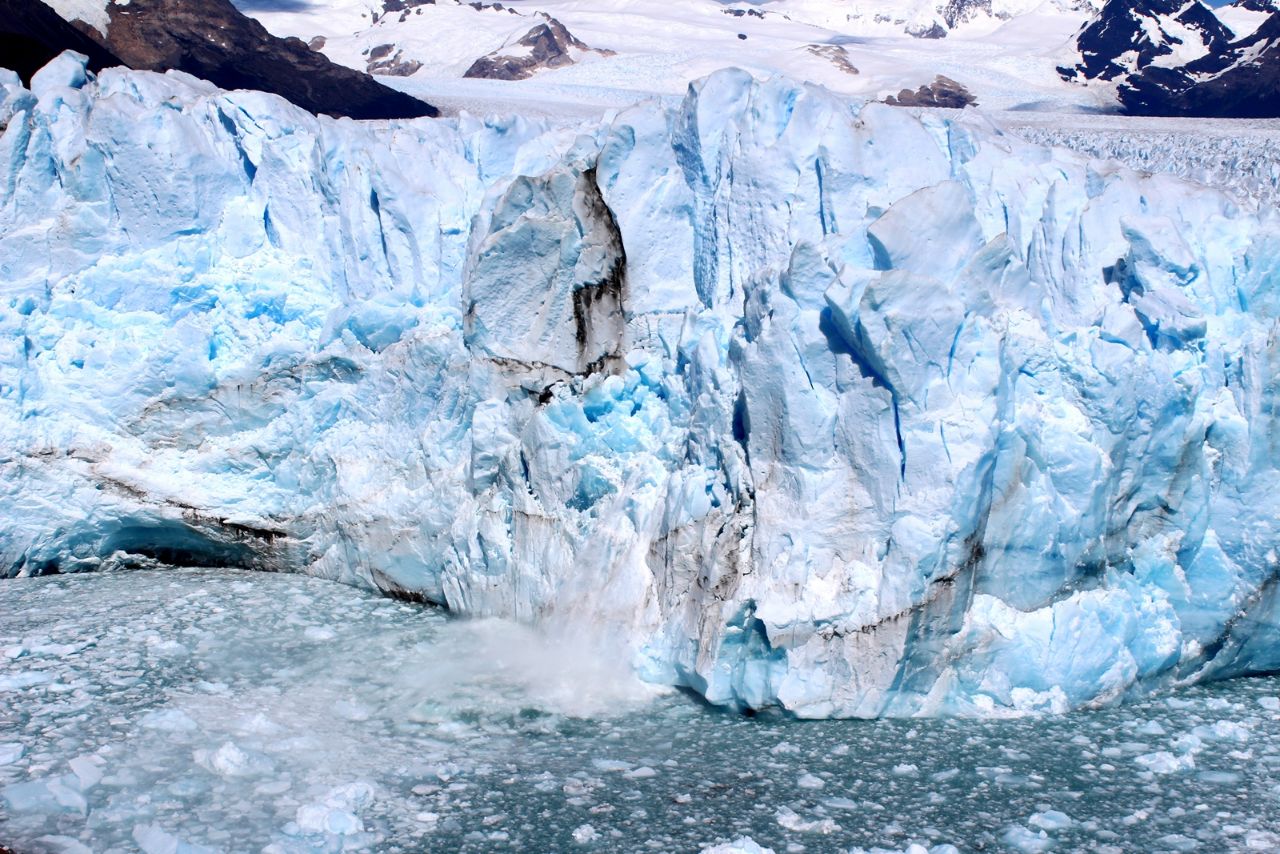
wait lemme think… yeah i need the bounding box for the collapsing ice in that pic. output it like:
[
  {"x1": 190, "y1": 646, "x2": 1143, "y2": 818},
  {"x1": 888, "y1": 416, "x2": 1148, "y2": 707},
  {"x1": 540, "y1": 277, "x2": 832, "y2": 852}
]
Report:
[{"x1": 4, "y1": 52, "x2": 1280, "y2": 717}]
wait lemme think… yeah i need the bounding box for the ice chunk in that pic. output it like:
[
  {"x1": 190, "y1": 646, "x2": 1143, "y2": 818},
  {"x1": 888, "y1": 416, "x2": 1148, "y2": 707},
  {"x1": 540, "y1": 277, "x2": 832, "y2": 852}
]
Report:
[
  {"x1": 775, "y1": 807, "x2": 839, "y2": 834},
  {"x1": 1029, "y1": 809, "x2": 1073, "y2": 831},
  {"x1": 293, "y1": 781, "x2": 376, "y2": 837},
  {"x1": 303, "y1": 625, "x2": 336, "y2": 642},
  {"x1": 700, "y1": 838, "x2": 776, "y2": 854},
  {"x1": 34, "y1": 838, "x2": 93, "y2": 854},
  {"x1": 133, "y1": 823, "x2": 218, "y2": 854},
  {"x1": 1135, "y1": 751, "x2": 1195, "y2": 774},
  {"x1": 1002, "y1": 824, "x2": 1053, "y2": 853},
  {"x1": 29, "y1": 51, "x2": 90, "y2": 101},
  {"x1": 295, "y1": 802, "x2": 363, "y2": 836},
  {"x1": 193, "y1": 741, "x2": 274, "y2": 778},
  {"x1": 140, "y1": 709, "x2": 199, "y2": 732},
  {"x1": 1245, "y1": 830, "x2": 1280, "y2": 850},
  {"x1": 0, "y1": 742, "x2": 24, "y2": 765},
  {"x1": 0, "y1": 672, "x2": 53, "y2": 690},
  {"x1": 1136, "y1": 720, "x2": 1167, "y2": 737},
  {"x1": 1, "y1": 774, "x2": 88, "y2": 816},
  {"x1": 572, "y1": 824, "x2": 600, "y2": 844},
  {"x1": 796, "y1": 772, "x2": 825, "y2": 789},
  {"x1": 68, "y1": 754, "x2": 104, "y2": 789}
]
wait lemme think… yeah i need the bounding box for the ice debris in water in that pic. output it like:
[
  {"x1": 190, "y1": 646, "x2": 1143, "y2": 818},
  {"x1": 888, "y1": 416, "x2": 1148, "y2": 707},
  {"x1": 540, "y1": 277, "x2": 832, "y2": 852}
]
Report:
[
  {"x1": 6, "y1": 52, "x2": 1280, "y2": 717},
  {"x1": 291, "y1": 781, "x2": 377, "y2": 837},
  {"x1": 1135, "y1": 750, "x2": 1195, "y2": 774},
  {"x1": 134, "y1": 823, "x2": 219, "y2": 854},
  {"x1": 194, "y1": 741, "x2": 276, "y2": 778},
  {"x1": 775, "y1": 806, "x2": 839, "y2": 834},
  {"x1": 1028, "y1": 809, "x2": 1073, "y2": 831},
  {"x1": 2, "y1": 569, "x2": 1280, "y2": 851}
]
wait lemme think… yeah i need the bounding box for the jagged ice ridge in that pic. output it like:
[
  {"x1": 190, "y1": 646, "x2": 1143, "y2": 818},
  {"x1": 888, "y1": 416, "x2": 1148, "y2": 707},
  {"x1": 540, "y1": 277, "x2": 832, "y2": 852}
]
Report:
[
  {"x1": 4, "y1": 53, "x2": 1280, "y2": 718},
  {"x1": 1014, "y1": 121, "x2": 1280, "y2": 210}
]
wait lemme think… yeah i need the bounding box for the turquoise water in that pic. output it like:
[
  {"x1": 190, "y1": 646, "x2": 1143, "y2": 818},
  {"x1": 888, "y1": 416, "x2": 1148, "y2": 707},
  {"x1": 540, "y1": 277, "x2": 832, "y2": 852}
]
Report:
[{"x1": 2, "y1": 568, "x2": 1279, "y2": 853}]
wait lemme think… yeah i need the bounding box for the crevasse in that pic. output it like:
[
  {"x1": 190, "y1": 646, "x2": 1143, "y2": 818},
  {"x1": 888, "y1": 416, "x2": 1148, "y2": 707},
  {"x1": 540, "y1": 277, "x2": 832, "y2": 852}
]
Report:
[{"x1": 4, "y1": 53, "x2": 1280, "y2": 718}]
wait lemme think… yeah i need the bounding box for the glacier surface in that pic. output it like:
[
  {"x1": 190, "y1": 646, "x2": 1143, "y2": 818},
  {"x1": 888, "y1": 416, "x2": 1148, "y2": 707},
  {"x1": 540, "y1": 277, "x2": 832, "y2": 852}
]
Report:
[
  {"x1": 4, "y1": 53, "x2": 1280, "y2": 717},
  {"x1": 1011, "y1": 116, "x2": 1280, "y2": 210}
]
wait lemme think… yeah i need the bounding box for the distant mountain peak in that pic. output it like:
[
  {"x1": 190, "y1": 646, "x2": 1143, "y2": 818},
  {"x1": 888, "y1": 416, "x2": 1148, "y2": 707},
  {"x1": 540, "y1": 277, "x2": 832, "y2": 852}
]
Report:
[
  {"x1": 1120, "y1": 9, "x2": 1280, "y2": 116},
  {"x1": 463, "y1": 16, "x2": 612, "y2": 81},
  {"x1": 1059, "y1": 0, "x2": 1280, "y2": 116},
  {"x1": 1060, "y1": 0, "x2": 1234, "y2": 82}
]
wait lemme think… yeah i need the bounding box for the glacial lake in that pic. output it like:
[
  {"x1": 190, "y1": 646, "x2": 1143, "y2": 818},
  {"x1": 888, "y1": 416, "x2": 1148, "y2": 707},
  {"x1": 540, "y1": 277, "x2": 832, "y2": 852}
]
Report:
[{"x1": 2, "y1": 568, "x2": 1279, "y2": 853}]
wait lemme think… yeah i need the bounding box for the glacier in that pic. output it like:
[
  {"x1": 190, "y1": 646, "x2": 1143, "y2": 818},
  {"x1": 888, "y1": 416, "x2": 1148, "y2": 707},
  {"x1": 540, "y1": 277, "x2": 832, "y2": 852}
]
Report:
[
  {"x1": 1012, "y1": 117, "x2": 1280, "y2": 210},
  {"x1": 4, "y1": 52, "x2": 1280, "y2": 718}
]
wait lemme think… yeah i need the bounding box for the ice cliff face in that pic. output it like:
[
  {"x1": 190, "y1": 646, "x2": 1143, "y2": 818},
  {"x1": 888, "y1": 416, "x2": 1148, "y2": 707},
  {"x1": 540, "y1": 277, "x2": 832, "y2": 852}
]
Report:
[{"x1": 5, "y1": 53, "x2": 1280, "y2": 717}]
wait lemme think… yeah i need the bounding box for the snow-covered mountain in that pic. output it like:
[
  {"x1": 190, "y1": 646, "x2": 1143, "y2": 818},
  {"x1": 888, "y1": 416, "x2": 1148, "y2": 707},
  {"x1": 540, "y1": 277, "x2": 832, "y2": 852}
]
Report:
[
  {"x1": 1120, "y1": 8, "x2": 1280, "y2": 116},
  {"x1": 6, "y1": 54, "x2": 1280, "y2": 717},
  {"x1": 1056, "y1": 0, "x2": 1280, "y2": 116},
  {"x1": 1059, "y1": 0, "x2": 1234, "y2": 81},
  {"x1": 1217, "y1": 0, "x2": 1280, "y2": 38},
  {"x1": 224, "y1": 0, "x2": 1279, "y2": 117},
  {"x1": 233, "y1": 0, "x2": 1109, "y2": 114},
  {"x1": 7, "y1": 0, "x2": 1275, "y2": 116},
  {"x1": 716, "y1": 0, "x2": 1106, "y2": 39}
]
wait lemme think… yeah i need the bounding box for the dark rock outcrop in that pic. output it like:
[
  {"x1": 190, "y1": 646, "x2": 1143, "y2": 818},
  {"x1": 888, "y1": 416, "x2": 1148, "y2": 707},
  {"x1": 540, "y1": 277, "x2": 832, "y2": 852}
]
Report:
[
  {"x1": 464, "y1": 17, "x2": 611, "y2": 81},
  {"x1": 366, "y1": 43, "x2": 423, "y2": 77},
  {"x1": 806, "y1": 44, "x2": 859, "y2": 76},
  {"x1": 884, "y1": 75, "x2": 977, "y2": 108},
  {"x1": 1119, "y1": 11, "x2": 1280, "y2": 117},
  {"x1": 909, "y1": 23, "x2": 949, "y2": 39},
  {"x1": 941, "y1": 0, "x2": 994, "y2": 29},
  {"x1": 47, "y1": 0, "x2": 438, "y2": 119},
  {"x1": 0, "y1": 0, "x2": 122, "y2": 84}
]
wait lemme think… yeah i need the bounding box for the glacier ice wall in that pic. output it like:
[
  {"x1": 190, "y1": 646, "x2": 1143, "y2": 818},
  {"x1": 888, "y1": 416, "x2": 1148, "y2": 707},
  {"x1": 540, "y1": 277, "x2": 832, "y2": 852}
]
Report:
[{"x1": 5, "y1": 53, "x2": 1280, "y2": 717}]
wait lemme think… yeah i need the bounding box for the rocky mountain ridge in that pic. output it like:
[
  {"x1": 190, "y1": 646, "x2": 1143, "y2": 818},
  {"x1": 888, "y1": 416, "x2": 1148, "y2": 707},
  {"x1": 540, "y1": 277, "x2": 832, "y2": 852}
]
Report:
[
  {"x1": 463, "y1": 16, "x2": 613, "y2": 80},
  {"x1": 29, "y1": 0, "x2": 438, "y2": 119},
  {"x1": 0, "y1": 0, "x2": 121, "y2": 85}
]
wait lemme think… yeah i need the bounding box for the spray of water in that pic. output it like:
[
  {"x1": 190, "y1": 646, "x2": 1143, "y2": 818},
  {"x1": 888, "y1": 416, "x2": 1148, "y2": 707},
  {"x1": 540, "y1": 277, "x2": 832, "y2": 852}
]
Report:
[{"x1": 390, "y1": 617, "x2": 668, "y2": 721}]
